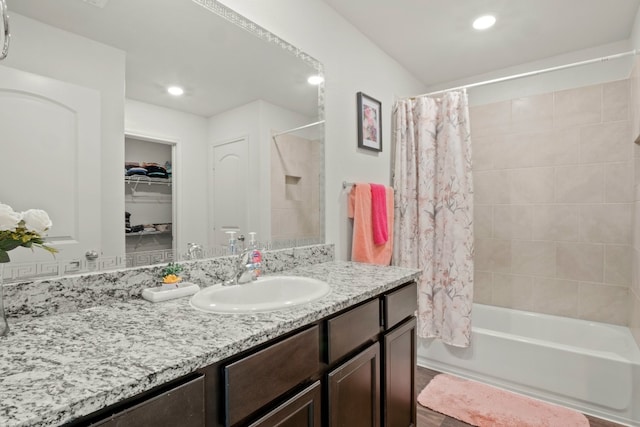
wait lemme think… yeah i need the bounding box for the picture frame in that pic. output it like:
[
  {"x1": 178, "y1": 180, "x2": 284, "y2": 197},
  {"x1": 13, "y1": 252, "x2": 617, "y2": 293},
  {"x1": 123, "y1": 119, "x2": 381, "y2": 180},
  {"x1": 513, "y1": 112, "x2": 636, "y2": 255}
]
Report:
[{"x1": 357, "y1": 92, "x2": 382, "y2": 152}]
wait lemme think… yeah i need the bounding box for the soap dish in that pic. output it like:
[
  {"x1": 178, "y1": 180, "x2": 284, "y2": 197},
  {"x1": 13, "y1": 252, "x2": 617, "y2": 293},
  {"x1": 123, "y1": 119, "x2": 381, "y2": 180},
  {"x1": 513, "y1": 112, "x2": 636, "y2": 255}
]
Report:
[{"x1": 142, "y1": 282, "x2": 200, "y2": 303}]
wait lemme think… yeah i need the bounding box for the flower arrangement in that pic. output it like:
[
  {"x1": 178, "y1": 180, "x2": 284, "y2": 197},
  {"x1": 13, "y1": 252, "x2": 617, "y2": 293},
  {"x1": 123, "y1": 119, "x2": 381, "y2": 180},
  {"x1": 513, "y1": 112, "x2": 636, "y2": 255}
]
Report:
[
  {"x1": 161, "y1": 262, "x2": 183, "y2": 285},
  {"x1": 0, "y1": 203, "x2": 57, "y2": 263}
]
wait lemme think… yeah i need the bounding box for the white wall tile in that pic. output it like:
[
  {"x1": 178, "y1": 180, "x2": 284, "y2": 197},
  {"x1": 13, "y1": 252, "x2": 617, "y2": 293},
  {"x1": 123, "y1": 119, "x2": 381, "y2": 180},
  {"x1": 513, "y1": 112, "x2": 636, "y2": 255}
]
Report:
[
  {"x1": 579, "y1": 204, "x2": 632, "y2": 244},
  {"x1": 474, "y1": 205, "x2": 493, "y2": 239},
  {"x1": 532, "y1": 205, "x2": 579, "y2": 242},
  {"x1": 474, "y1": 170, "x2": 510, "y2": 205},
  {"x1": 556, "y1": 164, "x2": 604, "y2": 203},
  {"x1": 605, "y1": 162, "x2": 633, "y2": 203},
  {"x1": 604, "y1": 244, "x2": 632, "y2": 286},
  {"x1": 493, "y1": 205, "x2": 531, "y2": 240},
  {"x1": 475, "y1": 238, "x2": 511, "y2": 273},
  {"x1": 578, "y1": 282, "x2": 629, "y2": 325},
  {"x1": 580, "y1": 121, "x2": 631, "y2": 164},
  {"x1": 531, "y1": 277, "x2": 579, "y2": 317},
  {"x1": 470, "y1": 101, "x2": 511, "y2": 137},
  {"x1": 603, "y1": 80, "x2": 630, "y2": 123},
  {"x1": 509, "y1": 168, "x2": 555, "y2": 204},
  {"x1": 553, "y1": 84, "x2": 602, "y2": 129},
  {"x1": 471, "y1": 135, "x2": 499, "y2": 171},
  {"x1": 473, "y1": 271, "x2": 492, "y2": 304},
  {"x1": 556, "y1": 242, "x2": 604, "y2": 282},
  {"x1": 511, "y1": 94, "x2": 554, "y2": 134},
  {"x1": 511, "y1": 240, "x2": 556, "y2": 277},
  {"x1": 492, "y1": 273, "x2": 533, "y2": 310}
]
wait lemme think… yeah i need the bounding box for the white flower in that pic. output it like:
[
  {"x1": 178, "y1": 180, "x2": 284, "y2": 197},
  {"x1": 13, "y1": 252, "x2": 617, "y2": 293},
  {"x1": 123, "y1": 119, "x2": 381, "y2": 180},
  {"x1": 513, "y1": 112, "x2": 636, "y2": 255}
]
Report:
[
  {"x1": 22, "y1": 209, "x2": 52, "y2": 234},
  {"x1": 0, "y1": 203, "x2": 22, "y2": 232}
]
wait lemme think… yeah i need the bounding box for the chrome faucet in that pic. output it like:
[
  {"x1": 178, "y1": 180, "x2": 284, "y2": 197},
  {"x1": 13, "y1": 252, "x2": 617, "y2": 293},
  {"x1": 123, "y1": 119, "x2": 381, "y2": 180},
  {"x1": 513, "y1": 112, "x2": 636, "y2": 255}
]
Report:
[
  {"x1": 224, "y1": 247, "x2": 257, "y2": 286},
  {"x1": 187, "y1": 242, "x2": 203, "y2": 260}
]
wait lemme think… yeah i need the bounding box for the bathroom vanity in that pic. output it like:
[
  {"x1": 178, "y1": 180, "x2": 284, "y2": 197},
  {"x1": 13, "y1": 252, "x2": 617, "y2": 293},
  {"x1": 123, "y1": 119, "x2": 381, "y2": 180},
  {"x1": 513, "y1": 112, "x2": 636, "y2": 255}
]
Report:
[{"x1": 0, "y1": 260, "x2": 420, "y2": 427}]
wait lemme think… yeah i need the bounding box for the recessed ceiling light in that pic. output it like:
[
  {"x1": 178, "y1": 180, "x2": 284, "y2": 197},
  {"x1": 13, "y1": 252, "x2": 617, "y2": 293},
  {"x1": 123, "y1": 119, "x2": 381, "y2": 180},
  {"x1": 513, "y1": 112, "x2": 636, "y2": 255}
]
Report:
[
  {"x1": 473, "y1": 15, "x2": 496, "y2": 30},
  {"x1": 167, "y1": 86, "x2": 184, "y2": 96},
  {"x1": 307, "y1": 75, "x2": 324, "y2": 85}
]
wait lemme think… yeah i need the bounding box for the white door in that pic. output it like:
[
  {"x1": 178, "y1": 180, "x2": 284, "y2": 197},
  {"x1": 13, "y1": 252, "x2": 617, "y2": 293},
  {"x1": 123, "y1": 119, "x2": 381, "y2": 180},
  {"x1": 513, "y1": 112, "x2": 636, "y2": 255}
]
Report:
[
  {"x1": 0, "y1": 65, "x2": 101, "y2": 263},
  {"x1": 210, "y1": 137, "x2": 248, "y2": 250}
]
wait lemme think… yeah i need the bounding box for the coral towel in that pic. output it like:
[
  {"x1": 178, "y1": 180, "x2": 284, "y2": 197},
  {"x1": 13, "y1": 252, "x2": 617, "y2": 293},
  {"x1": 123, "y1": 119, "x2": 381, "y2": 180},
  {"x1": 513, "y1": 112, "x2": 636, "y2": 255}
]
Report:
[
  {"x1": 348, "y1": 183, "x2": 394, "y2": 265},
  {"x1": 370, "y1": 183, "x2": 388, "y2": 244}
]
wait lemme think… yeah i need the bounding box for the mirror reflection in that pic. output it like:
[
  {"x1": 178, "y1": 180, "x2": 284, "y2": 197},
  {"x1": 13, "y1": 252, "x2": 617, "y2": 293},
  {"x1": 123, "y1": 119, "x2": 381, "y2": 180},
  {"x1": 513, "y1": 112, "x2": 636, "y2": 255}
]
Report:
[{"x1": 0, "y1": 0, "x2": 324, "y2": 281}]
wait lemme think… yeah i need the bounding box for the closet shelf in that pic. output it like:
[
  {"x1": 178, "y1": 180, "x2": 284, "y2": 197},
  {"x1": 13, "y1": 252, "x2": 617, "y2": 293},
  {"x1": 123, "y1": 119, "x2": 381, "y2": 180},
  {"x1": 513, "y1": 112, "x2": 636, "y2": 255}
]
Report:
[
  {"x1": 125, "y1": 230, "x2": 171, "y2": 237},
  {"x1": 125, "y1": 176, "x2": 172, "y2": 191}
]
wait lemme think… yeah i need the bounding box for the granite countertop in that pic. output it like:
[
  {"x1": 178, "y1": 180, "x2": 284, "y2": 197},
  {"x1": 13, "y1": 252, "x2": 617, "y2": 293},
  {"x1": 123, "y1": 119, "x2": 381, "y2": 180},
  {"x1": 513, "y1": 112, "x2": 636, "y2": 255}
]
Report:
[{"x1": 0, "y1": 261, "x2": 420, "y2": 427}]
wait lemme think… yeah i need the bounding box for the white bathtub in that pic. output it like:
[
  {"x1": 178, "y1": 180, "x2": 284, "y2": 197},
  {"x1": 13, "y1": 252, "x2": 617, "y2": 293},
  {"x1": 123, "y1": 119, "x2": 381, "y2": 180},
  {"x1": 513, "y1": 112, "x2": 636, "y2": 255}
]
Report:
[{"x1": 418, "y1": 303, "x2": 640, "y2": 426}]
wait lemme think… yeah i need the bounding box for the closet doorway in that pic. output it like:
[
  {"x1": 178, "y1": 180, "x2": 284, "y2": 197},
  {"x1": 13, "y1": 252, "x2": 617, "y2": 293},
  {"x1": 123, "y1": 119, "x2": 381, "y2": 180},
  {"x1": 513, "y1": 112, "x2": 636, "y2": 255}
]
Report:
[{"x1": 124, "y1": 134, "x2": 176, "y2": 265}]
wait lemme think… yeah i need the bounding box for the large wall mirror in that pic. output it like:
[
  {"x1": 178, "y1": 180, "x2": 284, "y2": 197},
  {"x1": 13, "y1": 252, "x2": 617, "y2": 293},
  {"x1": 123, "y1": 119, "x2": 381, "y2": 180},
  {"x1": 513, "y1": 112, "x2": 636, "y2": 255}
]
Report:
[{"x1": 0, "y1": 0, "x2": 324, "y2": 282}]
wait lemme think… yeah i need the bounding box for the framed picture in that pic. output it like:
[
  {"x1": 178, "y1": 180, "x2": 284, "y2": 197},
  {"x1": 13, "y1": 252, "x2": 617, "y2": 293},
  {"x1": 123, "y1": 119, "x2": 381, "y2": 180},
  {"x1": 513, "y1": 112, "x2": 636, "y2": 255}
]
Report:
[{"x1": 357, "y1": 92, "x2": 382, "y2": 152}]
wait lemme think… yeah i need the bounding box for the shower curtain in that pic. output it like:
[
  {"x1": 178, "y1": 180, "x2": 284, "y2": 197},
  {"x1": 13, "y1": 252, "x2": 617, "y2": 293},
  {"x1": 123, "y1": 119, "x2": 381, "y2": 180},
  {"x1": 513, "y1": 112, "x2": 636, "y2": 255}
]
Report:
[{"x1": 393, "y1": 91, "x2": 474, "y2": 347}]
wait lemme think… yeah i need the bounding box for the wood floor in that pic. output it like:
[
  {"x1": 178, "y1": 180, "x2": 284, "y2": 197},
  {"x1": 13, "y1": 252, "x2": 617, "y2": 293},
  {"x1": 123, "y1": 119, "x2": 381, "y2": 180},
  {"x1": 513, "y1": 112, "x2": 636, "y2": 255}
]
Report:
[{"x1": 415, "y1": 366, "x2": 626, "y2": 427}]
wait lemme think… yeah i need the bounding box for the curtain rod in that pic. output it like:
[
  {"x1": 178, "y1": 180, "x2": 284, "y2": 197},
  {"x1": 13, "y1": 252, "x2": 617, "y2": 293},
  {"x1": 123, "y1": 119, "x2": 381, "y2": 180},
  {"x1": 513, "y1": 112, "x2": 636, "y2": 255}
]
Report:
[
  {"x1": 404, "y1": 49, "x2": 638, "y2": 99},
  {"x1": 272, "y1": 120, "x2": 325, "y2": 139}
]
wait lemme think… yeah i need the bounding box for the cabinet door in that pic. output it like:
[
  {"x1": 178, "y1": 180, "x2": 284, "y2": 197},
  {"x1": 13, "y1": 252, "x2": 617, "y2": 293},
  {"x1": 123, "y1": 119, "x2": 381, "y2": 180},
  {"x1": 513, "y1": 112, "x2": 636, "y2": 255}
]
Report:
[
  {"x1": 224, "y1": 326, "x2": 320, "y2": 426},
  {"x1": 383, "y1": 317, "x2": 416, "y2": 427},
  {"x1": 247, "y1": 381, "x2": 322, "y2": 427},
  {"x1": 91, "y1": 375, "x2": 205, "y2": 427},
  {"x1": 328, "y1": 342, "x2": 380, "y2": 427}
]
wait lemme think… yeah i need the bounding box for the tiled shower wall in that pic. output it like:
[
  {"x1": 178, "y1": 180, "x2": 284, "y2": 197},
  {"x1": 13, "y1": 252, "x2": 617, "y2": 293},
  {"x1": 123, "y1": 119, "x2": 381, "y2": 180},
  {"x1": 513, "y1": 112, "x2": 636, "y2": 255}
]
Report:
[
  {"x1": 472, "y1": 79, "x2": 634, "y2": 326},
  {"x1": 271, "y1": 133, "x2": 321, "y2": 241}
]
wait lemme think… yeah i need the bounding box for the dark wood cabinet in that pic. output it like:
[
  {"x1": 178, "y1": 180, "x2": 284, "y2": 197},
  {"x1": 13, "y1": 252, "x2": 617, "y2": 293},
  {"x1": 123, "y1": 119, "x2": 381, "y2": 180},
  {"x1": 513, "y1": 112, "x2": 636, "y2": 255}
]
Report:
[
  {"x1": 90, "y1": 375, "x2": 205, "y2": 427},
  {"x1": 247, "y1": 381, "x2": 322, "y2": 427},
  {"x1": 69, "y1": 281, "x2": 417, "y2": 427},
  {"x1": 328, "y1": 342, "x2": 381, "y2": 427},
  {"x1": 223, "y1": 326, "x2": 320, "y2": 426},
  {"x1": 383, "y1": 282, "x2": 417, "y2": 330},
  {"x1": 383, "y1": 317, "x2": 417, "y2": 427},
  {"x1": 326, "y1": 299, "x2": 380, "y2": 364}
]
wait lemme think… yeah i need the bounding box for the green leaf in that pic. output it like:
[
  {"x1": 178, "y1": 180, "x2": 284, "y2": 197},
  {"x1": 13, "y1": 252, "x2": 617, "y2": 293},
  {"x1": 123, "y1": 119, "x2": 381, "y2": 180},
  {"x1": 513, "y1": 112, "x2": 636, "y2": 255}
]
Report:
[
  {"x1": 0, "y1": 249, "x2": 10, "y2": 263},
  {"x1": 0, "y1": 239, "x2": 21, "y2": 251}
]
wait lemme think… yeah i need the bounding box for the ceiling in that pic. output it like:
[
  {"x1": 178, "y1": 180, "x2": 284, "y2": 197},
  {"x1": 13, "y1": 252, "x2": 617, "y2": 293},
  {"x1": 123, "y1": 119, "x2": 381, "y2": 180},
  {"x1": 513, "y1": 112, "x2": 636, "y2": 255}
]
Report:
[
  {"x1": 7, "y1": 0, "x2": 319, "y2": 117},
  {"x1": 321, "y1": 0, "x2": 640, "y2": 88}
]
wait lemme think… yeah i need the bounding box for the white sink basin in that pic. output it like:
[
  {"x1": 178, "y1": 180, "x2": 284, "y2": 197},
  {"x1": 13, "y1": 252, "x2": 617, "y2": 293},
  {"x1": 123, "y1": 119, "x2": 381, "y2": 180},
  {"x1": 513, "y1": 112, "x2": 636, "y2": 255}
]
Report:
[{"x1": 190, "y1": 275, "x2": 330, "y2": 313}]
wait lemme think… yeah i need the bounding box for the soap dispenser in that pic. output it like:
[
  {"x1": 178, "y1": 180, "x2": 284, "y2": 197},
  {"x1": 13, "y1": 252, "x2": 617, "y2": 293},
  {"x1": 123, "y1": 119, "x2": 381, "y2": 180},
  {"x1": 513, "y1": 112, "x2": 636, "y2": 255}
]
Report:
[
  {"x1": 225, "y1": 231, "x2": 237, "y2": 255},
  {"x1": 248, "y1": 232, "x2": 262, "y2": 277}
]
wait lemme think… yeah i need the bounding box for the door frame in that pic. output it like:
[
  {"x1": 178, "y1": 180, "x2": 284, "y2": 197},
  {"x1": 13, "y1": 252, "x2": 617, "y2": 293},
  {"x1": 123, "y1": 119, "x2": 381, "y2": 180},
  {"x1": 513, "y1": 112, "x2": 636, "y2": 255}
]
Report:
[{"x1": 124, "y1": 130, "x2": 178, "y2": 255}]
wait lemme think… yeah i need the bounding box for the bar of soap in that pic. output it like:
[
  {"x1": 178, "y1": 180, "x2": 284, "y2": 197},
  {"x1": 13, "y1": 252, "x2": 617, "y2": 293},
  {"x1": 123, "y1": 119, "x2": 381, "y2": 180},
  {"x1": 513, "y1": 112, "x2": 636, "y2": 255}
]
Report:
[{"x1": 142, "y1": 282, "x2": 200, "y2": 302}]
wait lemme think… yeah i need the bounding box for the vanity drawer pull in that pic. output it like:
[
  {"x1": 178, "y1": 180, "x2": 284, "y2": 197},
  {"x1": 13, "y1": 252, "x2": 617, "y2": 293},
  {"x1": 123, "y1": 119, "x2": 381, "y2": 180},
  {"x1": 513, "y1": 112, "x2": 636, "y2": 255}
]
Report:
[
  {"x1": 383, "y1": 281, "x2": 418, "y2": 330},
  {"x1": 327, "y1": 299, "x2": 381, "y2": 364},
  {"x1": 224, "y1": 326, "x2": 320, "y2": 427}
]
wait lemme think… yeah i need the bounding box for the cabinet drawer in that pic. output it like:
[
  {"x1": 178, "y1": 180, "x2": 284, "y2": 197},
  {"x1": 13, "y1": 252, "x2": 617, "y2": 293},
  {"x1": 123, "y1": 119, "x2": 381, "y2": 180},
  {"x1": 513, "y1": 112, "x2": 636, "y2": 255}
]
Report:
[
  {"x1": 247, "y1": 380, "x2": 322, "y2": 427},
  {"x1": 383, "y1": 282, "x2": 417, "y2": 330},
  {"x1": 224, "y1": 326, "x2": 320, "y2": 426},
  {"x1": 92, "y1": 375, "x2": 205, "y2": 427},
  {"x1": 327, "y1": 299, "x2": 380, "y2": 364}
]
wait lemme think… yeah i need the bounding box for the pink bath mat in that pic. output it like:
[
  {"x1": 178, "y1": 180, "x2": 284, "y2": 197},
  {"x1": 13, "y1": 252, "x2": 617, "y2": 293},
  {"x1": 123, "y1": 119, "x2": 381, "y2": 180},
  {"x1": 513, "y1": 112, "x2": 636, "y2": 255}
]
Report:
[{"x1": 417, "y1": 374, "x2": 589, "y2": 427}]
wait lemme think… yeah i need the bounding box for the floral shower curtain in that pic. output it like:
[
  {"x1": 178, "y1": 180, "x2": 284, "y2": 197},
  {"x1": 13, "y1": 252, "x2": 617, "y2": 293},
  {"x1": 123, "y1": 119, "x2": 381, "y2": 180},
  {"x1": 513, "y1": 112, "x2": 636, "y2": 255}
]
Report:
[{"x1": 392, "y1": 91, "x2": 474, "y2": 347}]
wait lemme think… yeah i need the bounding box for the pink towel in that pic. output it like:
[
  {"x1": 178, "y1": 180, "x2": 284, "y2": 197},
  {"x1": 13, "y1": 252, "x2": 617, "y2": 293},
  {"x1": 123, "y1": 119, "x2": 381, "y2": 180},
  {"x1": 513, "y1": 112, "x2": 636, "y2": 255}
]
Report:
[
  {"x1": 370, "y1": 183, "x2": 388, "y2": 244},
  {"x1": 348, "y1": 183, "x2": 394, "y2": 265}
]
